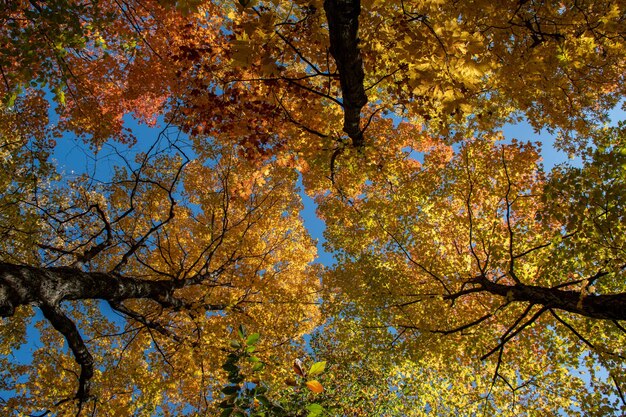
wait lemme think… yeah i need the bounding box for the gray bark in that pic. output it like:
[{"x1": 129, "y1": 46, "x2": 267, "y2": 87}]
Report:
[
  {"x1": 0, "y1": 262, "x2": 185, "y2": 317},
  {"x1": 0, "y1": 262, "x2": 217, "y2": 404}
]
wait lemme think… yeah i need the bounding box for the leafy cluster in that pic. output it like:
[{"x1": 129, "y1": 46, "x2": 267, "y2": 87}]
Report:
[{"x1": 218, "y1": 325, "x2": 328, "y2": 417}]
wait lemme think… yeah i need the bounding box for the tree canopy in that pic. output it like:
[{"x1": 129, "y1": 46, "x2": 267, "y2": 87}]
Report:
[{"x1": 1, "y1": 0, "x2": 625, "y2": 415}]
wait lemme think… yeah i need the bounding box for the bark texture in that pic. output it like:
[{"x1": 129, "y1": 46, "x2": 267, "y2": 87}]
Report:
[
  {"x1": 476, "y1": 277, "x2": 626, "y2": 321},
  {"x1": 0, "y1": 262, "x2": 186, "y2": 317},
  {"x1": 0, "y1": 262, "x2": 221, "y2": 404},
  {"x1": 324, "y1": 0, "x2": 368, "y2": 147}
]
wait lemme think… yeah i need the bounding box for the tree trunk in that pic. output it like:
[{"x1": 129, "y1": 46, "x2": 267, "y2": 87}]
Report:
[
  {"x1": 0, "y1": 262, "x2": 184, "y2": 317},
  {"x1": 324, "y1": 0, "x2": 368, "y2": 147},
  {"x1": 0, "y1": 261, "x2": 212, "y2": 403}
]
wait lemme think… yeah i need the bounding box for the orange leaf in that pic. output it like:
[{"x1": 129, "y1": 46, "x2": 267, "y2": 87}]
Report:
[{"x1": 306, "y1": 380, "x2": 323, "y2": 394}]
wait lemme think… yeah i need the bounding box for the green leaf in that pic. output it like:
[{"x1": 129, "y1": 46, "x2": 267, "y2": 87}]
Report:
[
  {"x1": 219, "y1": 397, "x2": 236, "y2": 408},
  {"x1": 219, "y1": 407, "x2": 234, "y2": 417},
  {"x1": 230, "y1": 374, "x2": 245, "y2": 384},
  {"x1": 4, "y1": 91, "x2": 17, "y2": 108},
  {"x1": 271, "y1": 404, "x2": 287, "y2": 416},
  {"x1": 306, "y1": 403, "x2": 324, "y2": 417},
  {"x1": 308, "y1": 361, "x2": 326, "y2": 377},
  {"x1": 230, "y1": 340, "x2": 242, "y2": 349},
  {"x1": 221, "y1": 385, "x2": 240, "y2": 395},
  {"x1": 57, "y1": 89, "x2": 66, "y2": 106},
  {"x1": 252, "y1": 362, "x2": 265, "y2": 372},
  {"x1": 238, "y1": 324, "x2": 246, "y2": 339},
  {"x1": 246, "y1": 332, "x2": 260, "y2": 346},
  {"x1": 222, "y1": 362, "x2": 238, "y2": 373},
  {"x1": 256, "y1": 395, "x2": 271, "y2": 407}
]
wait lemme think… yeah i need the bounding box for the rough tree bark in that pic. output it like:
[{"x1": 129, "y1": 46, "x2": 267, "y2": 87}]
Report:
[
  {"x1": 474, "y1": 277, "x2": 626, "y2": 321},
  {"x1": 0, "y1": 262, "x2": 225, "y2": 403},
  {"x1": 324, "y1": 0, "x2": 368, "y2": 147}
]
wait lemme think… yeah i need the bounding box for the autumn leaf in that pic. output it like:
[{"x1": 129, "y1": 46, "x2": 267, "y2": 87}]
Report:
[
  {"x1": 306, "y1": 380, "x2": 324, "y2": 394},
  {"x1": 293, "y1": 358, "x2": 305, "y2": 377},
  {"x1": 308, "y1": 361, "x2": 326, "y2": 377}
]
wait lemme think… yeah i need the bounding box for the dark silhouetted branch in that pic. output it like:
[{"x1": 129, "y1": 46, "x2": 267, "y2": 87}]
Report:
[{"x1": 324, "y1": 0, "x2": 368, "y2": 147}]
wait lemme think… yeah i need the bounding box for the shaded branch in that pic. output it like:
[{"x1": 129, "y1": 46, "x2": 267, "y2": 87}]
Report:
[
  {"x1": 108, "y1": 301, "x2": 184, "y2": 344},
  {"x1": 39, "y1": 303, "x2": 94, "y2": 405},
  {"x1": 430, "y1": 313, "x2": 493, "y2": 335},
  {"x1": 481, "y1": 305, "x2": 546, "y2": 360},
  {"x1": 473, "y1": 276, "x2": 626, "y2": 321},
  {"x1": 324, "y1": 0, "x2": 368, "y2": 147},
  {"x1": 0, "y1": 261, "x2": 234, "y2": 405}
]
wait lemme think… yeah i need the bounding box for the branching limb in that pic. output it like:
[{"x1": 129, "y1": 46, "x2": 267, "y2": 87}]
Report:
[
  {"x1": 550, "y1": 310, "x2": 625, "y2": 361},
  {"x1": 551, "y1": 310, "x2": 626, "y2": 406},
  {"x1": 501, "y1": 149, "x2": 521, "y2": 284},
  {"x1": 473, "y1": 273, "x2": 626, "y2": 321},
  {"x1": 108, "y1": 301, "x2": 183, "y2": 344},
  {"x1": 484, "y1": 344, "x2": 506, "y2": 409},
  {"x1": 39, "y1": 303, "x2": 94, "y2": 405},
  {"x1": 481, "y1": 305, "x2": 546, "y2": 360},
  {"x1": 430, "y1": 313, "x2": 493, "y2": 335},
  {"x1": 463, "y1": 152, "x2": 488, "y2": 276},
  {"x1": 272, "y1": 91, "x2": 330, "y2": 139},
  {"x1": 613, "y1": 320, "x2": 626, "y2": 334}
]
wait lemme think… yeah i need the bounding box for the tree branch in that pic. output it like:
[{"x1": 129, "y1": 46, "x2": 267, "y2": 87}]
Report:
[
  {"x1": 39, "y1": 303, "x2": 94, "y2": 404},
  {"x1": 475, "y1": 276, "x2": 626, "y2": 321}
]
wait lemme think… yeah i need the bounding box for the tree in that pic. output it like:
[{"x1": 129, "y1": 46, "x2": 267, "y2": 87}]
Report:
[
  {"x1": 320, "y1": 128, "x2": 626, "y2": 414},
  {"x1": 1, "y1": 0, "x2": 626, "y2": 415},
  {"x1": 0, "y1": 132, "x2": 321, "y2": 414}
]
